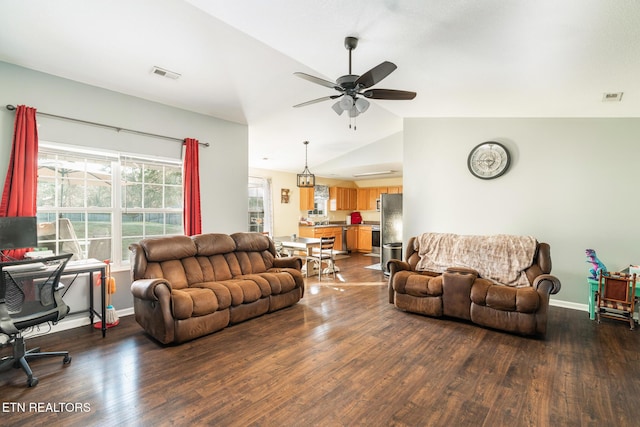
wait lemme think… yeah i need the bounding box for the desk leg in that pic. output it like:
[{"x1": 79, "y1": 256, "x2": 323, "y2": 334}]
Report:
[
  {"x1": 100, "y1": 267, "x2": 106, "y2": 337},
  {"x1": 89, "y1": 274, "x2": 95, "y2": 324},
  {"x1": 88, "y1": 268, "x2": 107, "y2": 337},
  {"x1": 589, "y1": 287, "x2": 595, "y2": 320}
]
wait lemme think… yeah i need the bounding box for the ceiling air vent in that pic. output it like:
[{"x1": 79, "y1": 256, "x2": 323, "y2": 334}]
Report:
[
  {"x1": 602, "y1": 92, "x2": 623, "y2": 102},
  {"x1": 151, "y1": 66, "x2": 181, "y2": 80}
]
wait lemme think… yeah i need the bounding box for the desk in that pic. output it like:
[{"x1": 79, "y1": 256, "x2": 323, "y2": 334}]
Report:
[
  {"x1": 61, "y1": 259, "x2": 107, "y2": 337},
  {"x1": 587, "y1": 277, "x2": 640, "y2": 320}
]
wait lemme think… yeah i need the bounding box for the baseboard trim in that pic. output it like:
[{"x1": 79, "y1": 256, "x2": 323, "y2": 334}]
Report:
[
  {"x1": 48, "y1": 307, "x2": 135, "y2": 334},
  {"x1": 37, "y1": 301, "x2": 587, "y2": 336},
  {"x1": 550, "y1": 299, "x2": 587, "y2": 312}
]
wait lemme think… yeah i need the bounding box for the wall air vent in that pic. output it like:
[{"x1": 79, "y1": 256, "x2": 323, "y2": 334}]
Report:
[
  {"x1": 151, "y1": 66, "x2": 181, "y2": 80},
  {"x1": 602, "y1": 92, "x2": 623, "y2": 102}
]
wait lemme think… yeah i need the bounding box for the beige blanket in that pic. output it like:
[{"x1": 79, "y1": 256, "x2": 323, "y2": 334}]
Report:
[{"x1": 414, "y1": 233, "x2": 537, "y2": 287}]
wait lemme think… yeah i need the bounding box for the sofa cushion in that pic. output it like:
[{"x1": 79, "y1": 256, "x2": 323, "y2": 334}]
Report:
[
  {"x1": 232, "y1": 232, "x2": 270, "y2": 252},
  {"x1": 191, "y1": 282, "x2": 231, "y2": 309},
  {"x1": 220, "y1": 279, "x2": 264, "y2": 306},
  {"x1": 470, "y1": 279, "x2": 540, "y2": 313},
  {"x1": 171, "y1": 288, "x2": 219, "y2": 320},
  {"x1": 198, "y1": 254, "x2": 234, "y2": 281},
  {"x1": 142, "y1": 235, "x2": 197, "y2": 261},
  {"x1": 240, "y1": 271, "x2": 299, "y2": 295},
  {"x1": 192, "y1": 233, "x2": 236, "y2": 256}
]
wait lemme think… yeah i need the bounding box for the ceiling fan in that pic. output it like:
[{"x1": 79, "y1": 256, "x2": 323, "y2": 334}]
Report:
[{"x1": 293, "y1": 36, "x2": 416, "y2": 125}]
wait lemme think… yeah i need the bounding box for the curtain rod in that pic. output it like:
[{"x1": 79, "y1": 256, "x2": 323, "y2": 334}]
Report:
[{"x1": 5, "y1": 104, "x2": 210, "y2": 147}]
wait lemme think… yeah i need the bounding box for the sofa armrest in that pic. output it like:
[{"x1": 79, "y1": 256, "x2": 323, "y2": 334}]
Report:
[
  {"x1": 387, "y1": 259, "x2": 411, "y2": 275},
  {"x1": 131, "y1": 278, "x2": 172, "y2": 301},
  {"x1": 273, "y1": 256, "x2": 302, "y2": 270},
  {"x1": 532, "y1": 274, "x2": 562, "y2": 295},
  {"x1": 445, "y1": 266, "x2": 479, "y2": 278},
  {"x1": 387, "y1": 260, "x2": 413, "y2": 303}
]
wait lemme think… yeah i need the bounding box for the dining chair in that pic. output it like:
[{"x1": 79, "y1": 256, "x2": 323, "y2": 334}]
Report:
[{"x1": 305, "y1": 237, "x2": 336, "y2": 280}]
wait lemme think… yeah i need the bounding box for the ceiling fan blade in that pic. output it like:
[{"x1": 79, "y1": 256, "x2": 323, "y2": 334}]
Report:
[
  {"x1": 354, "y1": 61, "x2": 397, "y2": 89},
  {"x1": 293, "y1": 94, "x2": 342, "y2": 108},
  {"x1": 294, "y1": 72, "x2": 341, "y2": 90},
  {"x1": 362, "y1": 89, "x2": 417, "y2": 100}
]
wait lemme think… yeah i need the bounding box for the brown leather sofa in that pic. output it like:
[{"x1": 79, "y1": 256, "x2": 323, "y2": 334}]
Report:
[
  {"x1": 387, "y1": 233, "x2": 561, "y2": 336},
  {"x1": 129, "y1": 232, "x2": 304, "y2": 344}
]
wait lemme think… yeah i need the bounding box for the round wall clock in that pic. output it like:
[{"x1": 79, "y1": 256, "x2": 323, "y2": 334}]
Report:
[{"x1": 467, "y1": 141, "x2": 511, "y2": 180}]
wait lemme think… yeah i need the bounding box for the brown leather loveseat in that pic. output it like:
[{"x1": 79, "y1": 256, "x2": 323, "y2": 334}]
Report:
[
  {"x1": 388, "y1": 233, "x2": 561, "y2": 336},
  {"x1": 129, "y1": 232, "x2": 304, "y2": 344}
]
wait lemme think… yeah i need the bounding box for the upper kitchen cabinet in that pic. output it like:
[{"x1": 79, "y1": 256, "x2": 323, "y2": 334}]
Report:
[
  {"x1": 299, "y1": 187, "x2": 314, "y2": 211},
  {"x1": 356, "y1": 188, "x2": 370, "y2": 210},
  {"x1": 329, "y1": 187, "x2": 357, "y2": 211},
  {"x1": 387, "y1": 186, "x2": 402, "y2": 194}
]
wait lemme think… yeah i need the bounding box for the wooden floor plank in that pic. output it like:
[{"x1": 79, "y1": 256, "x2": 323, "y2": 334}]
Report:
[{"x1": 2, "y1": 253, "x2": 640, "y2": 426}]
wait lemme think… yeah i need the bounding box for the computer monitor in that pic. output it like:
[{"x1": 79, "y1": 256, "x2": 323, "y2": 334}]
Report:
[{"x1": 0, "y1": 216, "x2": 38, "y2": 251}]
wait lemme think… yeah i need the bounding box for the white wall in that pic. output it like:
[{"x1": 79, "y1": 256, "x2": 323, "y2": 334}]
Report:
[
  {"x1": 403, "y1": 118, "x2": 640, "y2": 308},
  {"x1": 0, "y1": 61, "x2": 248, "y2": 314}
]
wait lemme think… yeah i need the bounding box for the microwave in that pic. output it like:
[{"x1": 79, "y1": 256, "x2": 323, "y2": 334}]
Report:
[{"x1": 376, "y1": 198, "x2": 381, "y2": 211}]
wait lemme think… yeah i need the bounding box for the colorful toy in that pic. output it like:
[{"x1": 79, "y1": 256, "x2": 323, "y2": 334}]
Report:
[{"x1": 585, "y1": 249, "x2": 607, "y2": 280}]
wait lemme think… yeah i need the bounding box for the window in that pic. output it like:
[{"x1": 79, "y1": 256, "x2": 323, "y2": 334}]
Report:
[
  {"x1": 248, "y1": 177, "x2": 272, "y2": 235},
  {"x1": 36, "y1": 143, "x2": 183, "y2": 266}
]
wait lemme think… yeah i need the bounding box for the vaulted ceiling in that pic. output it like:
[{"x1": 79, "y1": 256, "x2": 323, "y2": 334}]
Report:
[{"x1": 1, "y1": 1, "x2": 638, "y2": 179}]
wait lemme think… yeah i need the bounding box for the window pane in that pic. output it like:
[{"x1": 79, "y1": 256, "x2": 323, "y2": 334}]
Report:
[
  {"x1": 37, "y1": 179, "x2": 56, "y2": 208},
  {"x1": 165, "y1": 166, "x2": 182, "y2": 185},
  {"x1": 122, "y1": 213, "x2": 144, "y2": 238},
  {"x1": 144, "y1": 164, "x2": 164, "y2": 184},
  {"x1": 123, "y1": 183, "x2": 143, "y2": 208},
  {"x1": 60, "y1": 178, "x2": 86, "y2": 208},
  {"x1": 166, "y1": 213, "x2": 183, "y2": 235},
  {"x1": 86, "y1": 181, "x2": 112, "y2": 208},
  {"x1": 165, "y1": 186, "x2": 182, "y2": 209},
  {"x1": 144, "y1": 184, "x2": 163, "y2": 209}
]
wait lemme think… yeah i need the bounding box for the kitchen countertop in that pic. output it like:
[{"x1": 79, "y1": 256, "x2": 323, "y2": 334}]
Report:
[{"x1": 299, "y1": 223, "x2": 378, "y2": 228}]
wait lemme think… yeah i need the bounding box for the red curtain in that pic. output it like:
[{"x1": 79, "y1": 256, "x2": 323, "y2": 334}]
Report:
[
  {"x1": 183, "y1": 138, "x2": 202, "y2": 236},
  {"x1": 0, "y1": 105, "x2": 39, "y2": 259}
]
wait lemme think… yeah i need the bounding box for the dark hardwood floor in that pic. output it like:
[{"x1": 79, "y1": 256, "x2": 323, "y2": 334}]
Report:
[{"x1": 2, "y1": 253, "x2": 640, "y2": 426}]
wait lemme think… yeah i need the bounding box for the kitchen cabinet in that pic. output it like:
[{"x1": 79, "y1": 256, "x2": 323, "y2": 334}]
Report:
[
  {"x1": 354, "y1": 186, "x2": 403, "y2": 211},
  {"x1": 299, "y1": 187, "x2": 314, "y2": 211},
  {"x1": 357, "y1": 225, "x2": 372, "y2": 252},
  {"x1": 368, "y1": 188, "x2": 380, "y2": 210},
  {"x1": 356, "y1": 188, "x2": 370, "y2": 210},
  {"x1": 345, "y1": 226, "x2": 358, "y2": 252},
  {"x1": 298, "y1": 226, "x2": 342, "y2": 250},
  {"x1": 329, "y1": 187, "x2": 357, "y2": 211},
  {"x1": 386, "y1": 186, "x2": 403, "y2": 194}
]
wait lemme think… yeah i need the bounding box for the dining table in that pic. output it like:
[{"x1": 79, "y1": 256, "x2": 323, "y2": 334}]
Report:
[
  {"x1": 273, "y1": 235, "x2": 321, "y2": 257},
  {"x1": 273, "y1": 236, "x2": 322, "y2": 276}
]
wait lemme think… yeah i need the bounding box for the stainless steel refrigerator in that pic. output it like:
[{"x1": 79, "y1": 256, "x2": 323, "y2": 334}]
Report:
[{"x1": 380, "y1": 193, "x2": 403, "y2": 274}]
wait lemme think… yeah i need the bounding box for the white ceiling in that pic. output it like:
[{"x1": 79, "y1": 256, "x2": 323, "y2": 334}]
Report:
[{"x1": 1, "y1": 0, "x2": 638, "y2": 180}]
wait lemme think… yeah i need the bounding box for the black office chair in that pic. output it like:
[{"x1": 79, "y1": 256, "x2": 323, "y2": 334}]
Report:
[{"x1": 0, "y1": 253, "x2": 73, "y2": 387}]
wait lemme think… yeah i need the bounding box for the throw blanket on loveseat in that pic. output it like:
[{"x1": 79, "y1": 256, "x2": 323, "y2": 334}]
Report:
[{"x1": 414, "y1": 233, "x2": 537, "y2": 286}]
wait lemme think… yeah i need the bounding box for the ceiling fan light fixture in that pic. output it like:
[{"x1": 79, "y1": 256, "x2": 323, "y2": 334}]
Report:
[
  {"x1": 296, "y1": 140, "x2": 315, "y2": 188},
  {"x1": 355, "y1": 97, "x2": 370, "y2": 113},
  {"x1": 293, "y1": 36, "x2": 416, "y2": 130},
  {"x1": 339, "y1": 95, "x2": 354, "y2": 110}
]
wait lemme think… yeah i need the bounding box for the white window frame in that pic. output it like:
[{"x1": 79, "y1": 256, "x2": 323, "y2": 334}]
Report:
[{"x1": 36, "y1": 141, "x2": 183, "y2": 269}]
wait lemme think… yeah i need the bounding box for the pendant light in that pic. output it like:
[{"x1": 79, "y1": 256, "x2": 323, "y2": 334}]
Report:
[{"x1": 297, "y1": 140, "x2": 315, "y2": 188}]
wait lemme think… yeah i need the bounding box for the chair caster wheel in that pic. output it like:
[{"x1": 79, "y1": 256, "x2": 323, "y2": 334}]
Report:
[
  {"x1": 63, "y1": 355, "x2": 72, "y2": 364},
  {"x1": 28, "y1": 377, "x2": 39, "y2": 387}
]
